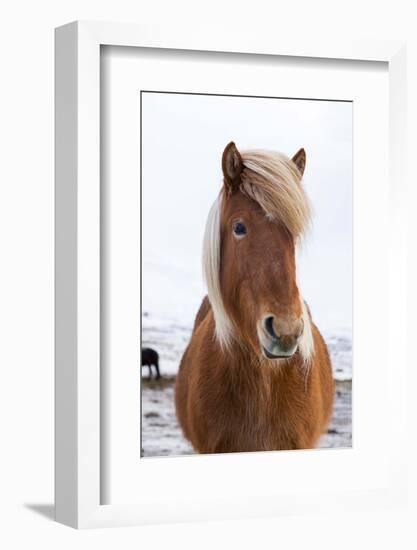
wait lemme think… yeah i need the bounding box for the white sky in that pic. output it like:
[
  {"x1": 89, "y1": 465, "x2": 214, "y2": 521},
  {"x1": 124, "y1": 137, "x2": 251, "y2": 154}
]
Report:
[{"x1": 142, "y1": 92, "x2": 352, "y2": 335}]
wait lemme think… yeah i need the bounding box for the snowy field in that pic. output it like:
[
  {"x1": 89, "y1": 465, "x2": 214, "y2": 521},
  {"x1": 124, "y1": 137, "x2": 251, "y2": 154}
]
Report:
[
  {"x1": 142, "y1": 312, "x2": 352, "y2": 381},
  {"x1": 141, "y1": 315, "x2": 352, "y2": 457}
]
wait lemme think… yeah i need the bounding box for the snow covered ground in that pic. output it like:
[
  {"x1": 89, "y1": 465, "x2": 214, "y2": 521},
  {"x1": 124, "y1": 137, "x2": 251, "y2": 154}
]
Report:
[
  {"x1": 142, "y1": 312, "x2": 352, "y2": 381},
  {"x1": 141, "y1": 316, "x2": 352, "y2": 457},
  {"x1": 141, "y1": 376, "x2": 352, "y2": 458}
]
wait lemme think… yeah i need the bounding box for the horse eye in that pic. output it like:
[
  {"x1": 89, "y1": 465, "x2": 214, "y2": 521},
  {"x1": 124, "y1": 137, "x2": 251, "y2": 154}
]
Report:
[{"x1": 233, "y1": 222, "x2": 247, "y2": 236}]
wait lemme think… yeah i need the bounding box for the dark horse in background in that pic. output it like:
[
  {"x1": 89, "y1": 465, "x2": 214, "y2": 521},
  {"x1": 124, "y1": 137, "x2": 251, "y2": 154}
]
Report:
[{"x1": 141, "y1": 347, "x2": 161, "y2": 379}]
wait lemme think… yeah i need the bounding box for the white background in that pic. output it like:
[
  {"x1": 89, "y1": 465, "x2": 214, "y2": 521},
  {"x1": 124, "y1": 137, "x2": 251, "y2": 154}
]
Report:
[{"x1": 0, "y1": 1, "x2": 416, "y2": 549}]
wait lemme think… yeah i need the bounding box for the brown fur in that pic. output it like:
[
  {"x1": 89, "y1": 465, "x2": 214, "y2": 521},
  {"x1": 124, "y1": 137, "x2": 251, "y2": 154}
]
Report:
[{"x1": 175, "y1": 144, "x2": 334, "y2": 453}]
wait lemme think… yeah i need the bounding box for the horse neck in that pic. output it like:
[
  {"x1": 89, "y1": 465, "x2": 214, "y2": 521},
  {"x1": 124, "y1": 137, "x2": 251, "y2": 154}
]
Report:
[{"x1": 212, "y1": 318, "x2": 308, "y2": 390}]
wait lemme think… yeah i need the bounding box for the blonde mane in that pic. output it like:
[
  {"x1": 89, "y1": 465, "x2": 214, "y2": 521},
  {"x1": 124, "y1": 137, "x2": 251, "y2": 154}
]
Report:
[
  {"x1": 240, "y1": 149, "x2": 311, "y2": 238},
  {"x1": 203, "y1": 149, "x2": 314, "y2": 361}
]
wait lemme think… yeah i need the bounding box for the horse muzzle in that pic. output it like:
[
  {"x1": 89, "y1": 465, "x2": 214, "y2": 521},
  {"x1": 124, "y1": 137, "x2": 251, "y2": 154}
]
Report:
[{"x1": 258, "y1": 315, "x2": 304, "y2": 360}]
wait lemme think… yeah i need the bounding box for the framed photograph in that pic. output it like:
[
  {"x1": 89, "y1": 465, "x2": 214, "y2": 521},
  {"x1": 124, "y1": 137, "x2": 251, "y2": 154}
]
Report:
[{"x1": 55, "y1": 22, "x2": 407, "y2": 528}]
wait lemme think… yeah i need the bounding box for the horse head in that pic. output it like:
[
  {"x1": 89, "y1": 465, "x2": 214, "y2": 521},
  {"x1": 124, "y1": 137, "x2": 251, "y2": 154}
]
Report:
[{"x1": 203, "y1": 142, "x2": 313, "y2": 362}]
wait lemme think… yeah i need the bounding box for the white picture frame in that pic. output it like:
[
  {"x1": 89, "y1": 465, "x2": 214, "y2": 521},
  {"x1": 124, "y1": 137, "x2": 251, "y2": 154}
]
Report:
[{"x1": 55, "y1": 21, "x2": 407, "y2": 529}]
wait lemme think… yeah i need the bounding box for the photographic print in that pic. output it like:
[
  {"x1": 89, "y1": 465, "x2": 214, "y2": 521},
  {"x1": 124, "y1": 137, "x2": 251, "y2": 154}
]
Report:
[{"x1": 141, "y1": 91, "x2": 352, "y2": 457}]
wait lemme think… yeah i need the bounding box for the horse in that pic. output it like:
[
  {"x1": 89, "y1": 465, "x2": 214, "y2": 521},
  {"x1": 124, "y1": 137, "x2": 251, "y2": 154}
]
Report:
[
  {"x1": 141, "y1": 347, "x2": 161, "y2": 379},
  {"x1": 175, "y1": 142, "x2": 334, "y2": 454}
]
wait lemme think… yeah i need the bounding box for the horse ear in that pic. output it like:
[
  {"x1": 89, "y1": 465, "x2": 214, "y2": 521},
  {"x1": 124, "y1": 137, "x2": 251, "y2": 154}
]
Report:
[
  {"x1": 291, "y1": 148, "x2": 306, "y2": 177},
  {"x1": 222, "y1": 142, "x2": 243, "y2": 193}
]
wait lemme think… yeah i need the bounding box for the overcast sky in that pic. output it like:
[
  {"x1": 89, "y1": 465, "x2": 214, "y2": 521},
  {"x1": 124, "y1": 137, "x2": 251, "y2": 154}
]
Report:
[{"x1": 142, "y1": 92, "x2": 352, "y2": 335}]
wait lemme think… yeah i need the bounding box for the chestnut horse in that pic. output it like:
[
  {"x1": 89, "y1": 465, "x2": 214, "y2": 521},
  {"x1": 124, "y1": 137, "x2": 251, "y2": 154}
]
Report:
[{"x1": 175, "y1": 142, "x2": 334, "y2": 453}]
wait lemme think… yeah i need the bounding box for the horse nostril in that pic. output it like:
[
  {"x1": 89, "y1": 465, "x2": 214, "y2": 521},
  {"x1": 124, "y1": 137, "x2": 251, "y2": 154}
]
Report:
[{"x1": 264, "y1": 316, "x2": 279, "y2": 340}]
